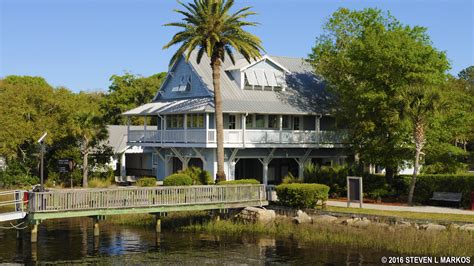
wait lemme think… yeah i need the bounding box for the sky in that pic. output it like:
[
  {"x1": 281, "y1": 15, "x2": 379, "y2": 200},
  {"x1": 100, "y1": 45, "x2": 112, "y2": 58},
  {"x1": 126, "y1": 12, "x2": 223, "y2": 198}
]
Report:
[{"x1": 1, "y1": 0, "x2": 473, "y2": 92}]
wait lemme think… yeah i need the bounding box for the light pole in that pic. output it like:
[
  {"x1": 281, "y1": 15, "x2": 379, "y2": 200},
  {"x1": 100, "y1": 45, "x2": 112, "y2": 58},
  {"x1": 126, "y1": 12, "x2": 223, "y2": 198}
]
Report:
[{"x1": 38, "y1": 132, "x2": 47, "y2": 192}]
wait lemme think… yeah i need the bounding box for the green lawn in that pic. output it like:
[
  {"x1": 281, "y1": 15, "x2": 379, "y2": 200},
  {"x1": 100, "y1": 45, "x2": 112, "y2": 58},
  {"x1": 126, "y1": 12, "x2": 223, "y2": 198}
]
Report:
[{"x1": 324, "y1": 206, "x2": 474, "y2": 223}]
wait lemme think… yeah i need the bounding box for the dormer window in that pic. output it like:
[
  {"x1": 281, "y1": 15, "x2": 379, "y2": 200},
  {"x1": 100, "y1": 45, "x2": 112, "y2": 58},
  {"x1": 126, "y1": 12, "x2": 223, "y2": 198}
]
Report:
[
  {"x1": 243, "y1": 69, "x2": 286, "y2": 91},
  {"x1": 171, "y1": 75, "x2": 192, "y2": 93}
]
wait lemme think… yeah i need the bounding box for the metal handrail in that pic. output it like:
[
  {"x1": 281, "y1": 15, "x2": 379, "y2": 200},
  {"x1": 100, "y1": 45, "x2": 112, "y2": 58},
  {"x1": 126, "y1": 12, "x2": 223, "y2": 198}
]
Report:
[{"x1": 0, "y1": 190, "x2": 28, "y2": 213}]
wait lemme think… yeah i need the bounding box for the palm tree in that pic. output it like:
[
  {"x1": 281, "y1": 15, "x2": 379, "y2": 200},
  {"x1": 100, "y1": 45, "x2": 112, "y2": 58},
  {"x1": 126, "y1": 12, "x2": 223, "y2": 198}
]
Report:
[
  {"x1": 402, "y1": 86, "x2": 441, "y2": 205},
  {"x1": 164, "y1": 0, "x2": 264, "y2": 181}
]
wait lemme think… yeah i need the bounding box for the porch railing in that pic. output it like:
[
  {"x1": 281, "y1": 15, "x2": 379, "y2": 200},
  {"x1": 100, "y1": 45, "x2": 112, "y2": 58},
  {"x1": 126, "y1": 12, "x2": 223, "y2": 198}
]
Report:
[{"x1": 128, "y1": 129, "x2": 347, "y2": 145}]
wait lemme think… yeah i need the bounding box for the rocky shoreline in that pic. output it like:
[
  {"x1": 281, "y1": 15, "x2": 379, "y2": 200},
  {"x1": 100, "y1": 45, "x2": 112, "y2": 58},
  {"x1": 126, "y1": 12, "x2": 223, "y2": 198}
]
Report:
[{"x1": 236, "y1": 206, "x2": 474, "y2": 232}]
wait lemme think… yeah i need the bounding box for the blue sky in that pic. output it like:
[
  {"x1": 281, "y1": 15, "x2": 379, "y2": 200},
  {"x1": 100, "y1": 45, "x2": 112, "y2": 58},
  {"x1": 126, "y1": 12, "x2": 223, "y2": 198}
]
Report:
[{"x1": 1, "y1": 0, "x2": 473, "y2": 92}]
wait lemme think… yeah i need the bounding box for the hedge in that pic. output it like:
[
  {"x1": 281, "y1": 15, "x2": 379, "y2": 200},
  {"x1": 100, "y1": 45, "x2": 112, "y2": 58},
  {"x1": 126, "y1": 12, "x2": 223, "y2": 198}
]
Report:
[
  {"x1": 402, "y1": 174, "x2": 474, "y2": 208},
  {"x1": 276, "y1": 183, "x2": 330, "y2": 209},
  {"x1": 136, "y1": 177, "x2": 156, "y2": 187},
  {"x1": 217, "y1": 179, "x2": 260, "y2": 185},
  {"x1": 179, "y1": 167, "x2": 213, "y2": 185},
  {"x1": 163, "y1": 174, "x2": 193, "y2": 186}
]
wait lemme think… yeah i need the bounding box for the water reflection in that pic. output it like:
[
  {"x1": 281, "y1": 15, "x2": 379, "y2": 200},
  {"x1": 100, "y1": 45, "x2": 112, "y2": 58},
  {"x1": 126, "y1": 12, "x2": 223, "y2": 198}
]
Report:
[{"x1": 0, "y1": 218, "x2": 386, "y2": 264}]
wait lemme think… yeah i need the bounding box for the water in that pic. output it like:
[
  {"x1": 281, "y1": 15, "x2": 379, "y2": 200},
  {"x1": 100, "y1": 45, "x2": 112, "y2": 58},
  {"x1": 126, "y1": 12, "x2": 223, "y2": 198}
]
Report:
[{"x1": 0, "y1": 218, "x2": 386, "y2": 265}]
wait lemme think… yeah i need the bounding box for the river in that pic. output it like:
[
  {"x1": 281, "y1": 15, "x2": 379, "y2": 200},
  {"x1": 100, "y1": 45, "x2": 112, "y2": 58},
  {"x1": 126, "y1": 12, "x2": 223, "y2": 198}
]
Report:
[{"x1": 0, "y1": 218, "x2": 387, "y2": 264}]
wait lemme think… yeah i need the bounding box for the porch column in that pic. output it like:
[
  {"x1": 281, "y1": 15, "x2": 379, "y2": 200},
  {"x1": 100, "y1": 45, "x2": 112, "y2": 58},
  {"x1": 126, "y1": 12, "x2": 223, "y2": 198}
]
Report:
[
  {"x1": 298, "y1": 161, "x2": 304, "y2": 180},
  {"x1": 164, "y1": 156, "x2": 171, "y2": 176},
  {"x1": 315, "y1": 115, "x2": 321, "y2": 131},
  {"x1": 229, "y1": 161, "x2": 236, "y2": 181},
  {"x1": 205, "y1": 113, "x2": 209, "y2": 143},
  {"x1": 184, "y1": 114, "x2": 188, "y2": 143},
  {"x1": 120, "y1": 152, "x2": 126, "y2": 178},
  {"x1": 242, "y1": 114, "x2": 246, "y2": 147},
  {"x1": 279, "y1": 115, "x2": 283, "y2": 143},
  {"x1": 315, "y1": 115, "x2": 321, "y2": 143},
  {"x1": 262, "y1": 161, "x2": 268, "y2": 186}
]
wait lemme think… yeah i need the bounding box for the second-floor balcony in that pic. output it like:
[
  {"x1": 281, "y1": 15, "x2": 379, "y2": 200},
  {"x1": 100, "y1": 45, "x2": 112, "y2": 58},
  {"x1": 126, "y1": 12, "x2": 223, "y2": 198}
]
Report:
[{"x1": 128, "y1": 128, "x2": 347, "y2": 148}]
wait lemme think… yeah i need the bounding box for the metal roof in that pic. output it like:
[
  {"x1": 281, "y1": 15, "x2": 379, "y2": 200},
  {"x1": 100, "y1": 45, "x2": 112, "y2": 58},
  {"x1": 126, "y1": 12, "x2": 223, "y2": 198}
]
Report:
[
  {"x1": 123, "y1": 98, "x2": 214, "y2": 116},
  {"x1": 124, "y1": 50, "x2": 334, "y2": 116}
]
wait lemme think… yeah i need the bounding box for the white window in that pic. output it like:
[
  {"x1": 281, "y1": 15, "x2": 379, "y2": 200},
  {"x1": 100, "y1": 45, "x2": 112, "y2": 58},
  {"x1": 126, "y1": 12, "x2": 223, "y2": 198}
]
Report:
[{"x1": 186, "y1": 114, "x2": 204, "y2": 128}]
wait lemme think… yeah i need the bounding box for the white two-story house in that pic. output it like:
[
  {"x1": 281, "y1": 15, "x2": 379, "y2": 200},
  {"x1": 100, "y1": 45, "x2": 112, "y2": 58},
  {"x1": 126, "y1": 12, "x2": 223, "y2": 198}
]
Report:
[{"x1": 123, "y1": 50, "x2": 349, "y2": 185}]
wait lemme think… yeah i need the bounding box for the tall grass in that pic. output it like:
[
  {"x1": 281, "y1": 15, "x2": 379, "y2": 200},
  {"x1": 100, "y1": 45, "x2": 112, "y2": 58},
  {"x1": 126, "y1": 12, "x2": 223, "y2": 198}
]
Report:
[{"x1": 181, "y1": 218, "x2": 474, "y2": 257}]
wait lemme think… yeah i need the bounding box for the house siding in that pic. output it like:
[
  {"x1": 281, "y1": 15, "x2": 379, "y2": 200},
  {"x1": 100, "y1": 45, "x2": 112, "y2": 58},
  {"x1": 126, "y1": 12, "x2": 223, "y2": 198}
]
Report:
[{"x1": 159, "y1": 57, "x2": 211, "y2": 100}]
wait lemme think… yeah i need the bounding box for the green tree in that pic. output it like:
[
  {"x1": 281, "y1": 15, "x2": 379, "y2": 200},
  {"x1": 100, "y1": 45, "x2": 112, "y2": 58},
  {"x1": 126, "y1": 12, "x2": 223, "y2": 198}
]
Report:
[
  {"x1": 69, "y1": 92, "x2": 109, "y2": 187},
  {"x1": 163, "y1": 0, "x2": 264, "y2": 181},
  {"x1": 308, "y1": 8, "x2": 414, "y2": 180},
  {"x1": 101, "y1": 72, "x2": 166, "y2": 125}
]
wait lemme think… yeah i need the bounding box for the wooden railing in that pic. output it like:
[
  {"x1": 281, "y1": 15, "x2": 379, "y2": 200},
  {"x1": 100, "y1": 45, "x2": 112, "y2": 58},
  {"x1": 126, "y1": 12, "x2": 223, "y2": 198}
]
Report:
[{"x1": 28, "y1": 185, "x2": 266, "y2": 213}]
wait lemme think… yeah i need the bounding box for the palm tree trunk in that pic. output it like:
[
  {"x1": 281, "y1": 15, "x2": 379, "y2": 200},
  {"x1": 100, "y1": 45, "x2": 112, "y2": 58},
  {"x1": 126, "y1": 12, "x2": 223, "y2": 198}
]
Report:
[
  {"x1": 82, "y1": 137, "x2": 89, "y2": 188},
  {"x1": 408, "y1": 120, "x2": 425, "y2": 205},
  {"x1": 211, "y1": 56, "x2": 226, "y2": 182}
]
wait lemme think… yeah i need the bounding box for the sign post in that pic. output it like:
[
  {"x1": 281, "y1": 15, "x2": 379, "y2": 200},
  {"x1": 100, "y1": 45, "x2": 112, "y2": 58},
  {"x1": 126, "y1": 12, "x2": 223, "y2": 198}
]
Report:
[
  {"x1": 58, "y1": 158, "x2": 74, "y2": 188},
  {"x1": 347, "y1": 176, "x2": 363, "y2": 208}
]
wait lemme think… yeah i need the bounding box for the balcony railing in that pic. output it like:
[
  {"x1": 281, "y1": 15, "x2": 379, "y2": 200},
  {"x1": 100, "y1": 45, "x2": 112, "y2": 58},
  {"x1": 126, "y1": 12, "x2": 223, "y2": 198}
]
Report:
[{"x1": 128, "y1": 129, "x2": 347, "y2": 145}]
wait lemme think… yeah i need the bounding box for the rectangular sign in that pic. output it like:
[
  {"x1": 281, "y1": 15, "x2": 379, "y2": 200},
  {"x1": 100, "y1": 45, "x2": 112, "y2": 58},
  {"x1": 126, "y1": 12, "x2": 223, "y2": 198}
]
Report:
[
  {"x1": 58, "y1": 158, "x2": 73, "y2": 173},
  {"x1": 347, "y1": 176, "x2": 363, "y2": 208}
]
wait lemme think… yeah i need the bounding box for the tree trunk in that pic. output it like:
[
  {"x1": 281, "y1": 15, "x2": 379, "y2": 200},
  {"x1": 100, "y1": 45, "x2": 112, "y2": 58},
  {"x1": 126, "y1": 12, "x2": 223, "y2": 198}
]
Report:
[
  {"x1": 211, "y1": 55, "x2": 226, "y2": 182},
  {"x1": 82, "y1": 138, "x2": 89, "y2": 188},
  {"x1": 385, "y1": 166, "x2": 395, "y2": 183},
  {"x1": 408, "y1": 120, "x2": 425, "y2": 205}
]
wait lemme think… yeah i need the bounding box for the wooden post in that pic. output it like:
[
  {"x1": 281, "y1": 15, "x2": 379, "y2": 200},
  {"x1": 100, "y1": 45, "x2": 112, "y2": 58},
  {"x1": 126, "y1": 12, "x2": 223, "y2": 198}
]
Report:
[
  {"x1": 31, "y1": 224, "x2": 38, "y2": 243},
  {"x1": 155, "y1": 215, "x2": 161, "y2": 233},
  {"x1": 93, "y1": 216, "x2": 100, "y2": 237}
]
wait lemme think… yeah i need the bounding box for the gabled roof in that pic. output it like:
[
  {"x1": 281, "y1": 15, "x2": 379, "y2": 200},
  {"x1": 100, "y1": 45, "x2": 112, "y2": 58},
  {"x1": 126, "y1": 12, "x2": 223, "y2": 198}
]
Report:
[
  {"x1": 126, "y1": 50, "x2": 334, "y2": 116},
  {"x1": 225, "y1": 55, "x2": 290, "y2": 73}
]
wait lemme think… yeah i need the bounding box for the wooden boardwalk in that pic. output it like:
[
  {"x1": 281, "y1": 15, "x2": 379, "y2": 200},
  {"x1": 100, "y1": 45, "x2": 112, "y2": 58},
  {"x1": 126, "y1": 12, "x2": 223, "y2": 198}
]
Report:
[{"x1": 27, "y1": 184, "x2": 268, "y2": 221}]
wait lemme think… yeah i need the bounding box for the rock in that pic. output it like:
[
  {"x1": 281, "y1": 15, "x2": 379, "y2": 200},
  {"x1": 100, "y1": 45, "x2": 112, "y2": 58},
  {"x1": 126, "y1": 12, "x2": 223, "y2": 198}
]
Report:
[
  {"x1": 342, "y1": 218, "x2": 357, "y2": 226},
  {"x1": 236, "y1": 207, "x2": 276, "y2": 225},
  {"x1": 292, "y1": 210, "x2": 312, "y2": 224},
  {"x1": 420, "y1": 223, "x2": 446, "y2": 231},
  {"x1": 353, "y1": 219, "x2": 371, "y2": 228},
  {"x1": 313, "y1": 215, "x2": 338, "y2": 224},
  {"x1": 459, "y1": 224, "x2": 474, "y2": 232}
]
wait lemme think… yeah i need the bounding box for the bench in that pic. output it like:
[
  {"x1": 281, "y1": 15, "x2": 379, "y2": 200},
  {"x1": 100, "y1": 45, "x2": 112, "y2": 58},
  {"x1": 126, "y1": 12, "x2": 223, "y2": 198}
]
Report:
[
  {"x1": 430, "y1": 192, "x2": 462, "y2": 207},
  {"x1": 114, "y1": 176, "x2": 138, "y2": 186}
]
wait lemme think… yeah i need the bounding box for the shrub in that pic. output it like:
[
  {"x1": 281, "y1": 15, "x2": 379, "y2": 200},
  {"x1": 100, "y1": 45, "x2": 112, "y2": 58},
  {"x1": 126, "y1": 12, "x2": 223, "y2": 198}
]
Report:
[
  {"x1": 403, "y1": 174, "x2": 474, "y2": 208},
  {"x1": 276, "y1": 183, "x2": 330, "y2": 209},
  {"x1": 217, "y1": 179, "x2": 260, "y2": 185},
  {"x1": 136, "y1": 177, "x2": 157, "y2": 187},
  {"x1": 179, "y1": 167, "x2": 213, "y2": 185},
  {"x1": 303, "y1": 164, "x2": 347, "y2": 197},
  {"x1": 282, "y1": 173, "x2": 301, "y2": 184},
  {"x1": 163, "y1": 174, "x2": 193, "y2": 186},
  {"x1": 89, "y1": 178, "x2": 112, "y2": 188},
  {"x1": 0, "y1": 161, "x2": 39, "y2": 189}
]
